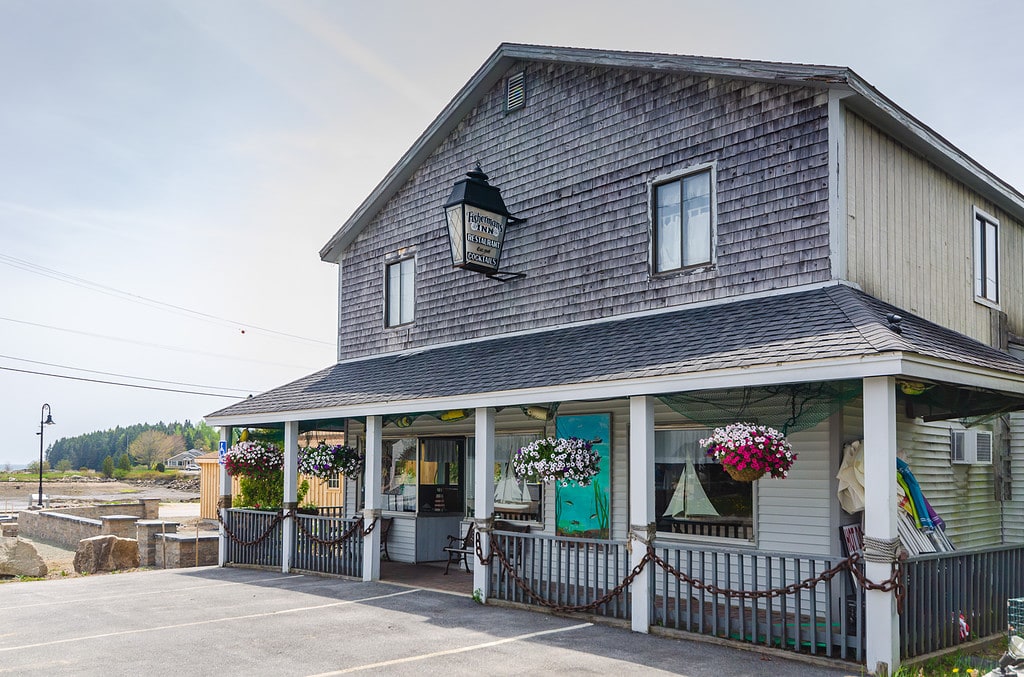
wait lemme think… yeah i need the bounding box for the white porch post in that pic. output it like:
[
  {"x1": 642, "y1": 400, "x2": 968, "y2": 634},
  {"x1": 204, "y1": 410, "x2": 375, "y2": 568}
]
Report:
[
  {"x1": 629, "y1": 396, "x2": 656, "y2": 633},
  {"x1": 863, "y1": 376, "x2": 900, "y2": 674},
  {"x1": 217, "y1": 426, "x2": 233, "y2": 567},
  {"x1": 362, "y1": 415, "x2": 383, "y2": 581},
  {"x1": 474, "y1": 407, "x2": 496, "y2": 600},
  {"x1": 282, "y1": 421, "x2": 298, "y2": 574}
]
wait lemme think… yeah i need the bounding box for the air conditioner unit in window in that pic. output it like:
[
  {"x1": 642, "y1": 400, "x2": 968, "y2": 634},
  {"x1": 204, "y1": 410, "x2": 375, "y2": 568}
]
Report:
[{"x1": 950, "y1": 429, "x2": 993, "y2": 465}]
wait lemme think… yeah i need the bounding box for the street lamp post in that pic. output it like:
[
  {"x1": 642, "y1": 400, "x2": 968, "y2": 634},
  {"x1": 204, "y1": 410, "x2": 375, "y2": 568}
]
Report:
[{"x1": 37, "y1": 404, "x2": 54, "y2": 508}]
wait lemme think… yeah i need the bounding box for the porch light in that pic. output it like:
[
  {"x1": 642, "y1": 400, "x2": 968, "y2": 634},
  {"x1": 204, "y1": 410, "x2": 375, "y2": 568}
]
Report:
[{"x1": 443, "y1": 165, "x2": 525, "y2": 280}]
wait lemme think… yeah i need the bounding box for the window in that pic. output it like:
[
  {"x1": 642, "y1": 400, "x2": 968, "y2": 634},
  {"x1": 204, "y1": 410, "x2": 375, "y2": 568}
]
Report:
[
  {"x1": 655, "y1": 429, "x2": 753, "y2": 541},
  {"x1": 653, "y1": 167, "x2": 714, "y2": 273},
  {"x1": 381, "y1": 438, "x2": 418, "y2": 512},
  {"x1": 385, "y1": 256, "x2": 415, "y2": 326},
  {"x1": 327, "y1": 472, "x2": 340, "y2": 489},
  {"x1": 974, "y1": 208, "x2": 999, "y2": 304},
  {"x1": 467, "y1": 434, "x2": 544, "y2": 522},
  {"x1": 380, "y1": 437, "x2": 465, "y2": 513}
]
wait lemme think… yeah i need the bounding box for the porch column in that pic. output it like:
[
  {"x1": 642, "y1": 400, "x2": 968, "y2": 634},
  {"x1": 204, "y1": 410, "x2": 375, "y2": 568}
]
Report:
[
  {"x1": 282, "y1": 421, "x2": 298, "y2": 574},
  {"x1": 361, "y1": 415, "x2": 383, "y2": 581},
  {"x1": 217, "y1": 426, "x2": 233, "y2": 567},
  {"x1": 862, "y1": 376, "x2": 900, "y2": 674},
  {"x1": 474, "y1": 407, "x2": 496, "y2": 600},
  {"x1": 629, "y1": 396, "x2": 656, "y2": 633}
]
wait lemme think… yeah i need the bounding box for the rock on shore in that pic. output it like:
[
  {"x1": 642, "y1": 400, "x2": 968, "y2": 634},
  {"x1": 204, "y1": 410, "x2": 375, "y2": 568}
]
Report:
[{"x1": 0, "y1": 537, "x2": 48, "y2": 577}]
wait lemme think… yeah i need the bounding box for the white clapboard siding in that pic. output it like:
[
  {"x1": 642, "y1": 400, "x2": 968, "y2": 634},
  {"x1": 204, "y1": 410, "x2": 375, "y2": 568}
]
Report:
[
  {"x1": 385, "y1": 514, "x2": 417, "y2": 564},
  {"x1": 901, "y1": 419, "x2": 1000, "y2": 549},
  {"x1": 844, "y1": 400, "x2": 1003, "y2": 550},
  {"x1": 757, "y1": 423, "x2": 834, "y2": 556},
  {"x1": 845, "y1": 111, "x2": 1024, "y2": 343},
  {"x1": 1007, "y1": 413, "x2": 1024, "y2": 543}
]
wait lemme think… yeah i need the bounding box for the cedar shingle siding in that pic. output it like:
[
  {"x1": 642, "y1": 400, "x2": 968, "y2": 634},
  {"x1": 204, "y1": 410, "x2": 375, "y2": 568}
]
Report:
[{"x1": 339, "y1": 64, "x2": 831, "y2": 359}]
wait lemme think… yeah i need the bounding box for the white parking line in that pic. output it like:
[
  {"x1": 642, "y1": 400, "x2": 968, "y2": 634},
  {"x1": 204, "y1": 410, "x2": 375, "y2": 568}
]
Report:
[
  {"x1": 306, "y1": 622, "x2": 595, "y2": 675},
  {"x1": 0, "y1": 573, "x2": 307, "y2": 610},
  {"x1": 0, "y1": 589, "x2": 418, "y2": 652}
]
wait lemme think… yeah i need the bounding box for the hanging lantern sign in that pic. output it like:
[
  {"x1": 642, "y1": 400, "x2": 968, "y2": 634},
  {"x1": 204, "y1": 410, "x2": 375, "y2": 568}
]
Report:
[{"x1": 443, "y1": 165, "x2": 511, "y2": 275}]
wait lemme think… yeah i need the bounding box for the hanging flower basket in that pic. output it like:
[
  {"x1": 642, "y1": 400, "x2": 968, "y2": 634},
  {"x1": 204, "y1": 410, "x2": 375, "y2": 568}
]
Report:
[
  {"x1": 224, "y1": 441, "x2": 283, "y2": 479},
  {"x1": 701, "y1": 422, "x2": 796, "y2": 481},
  {"x1": 511, "y1": 437, "x2": 600, "y2": 487},
  {"x1": 298, "y1": 443, "x2": 364, "y2": 481}
]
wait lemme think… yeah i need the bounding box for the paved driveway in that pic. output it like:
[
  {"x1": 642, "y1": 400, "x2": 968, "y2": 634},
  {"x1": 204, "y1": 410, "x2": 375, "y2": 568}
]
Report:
[{"x1": 0, "y1": 567, "x2": 856, "y2": 676}]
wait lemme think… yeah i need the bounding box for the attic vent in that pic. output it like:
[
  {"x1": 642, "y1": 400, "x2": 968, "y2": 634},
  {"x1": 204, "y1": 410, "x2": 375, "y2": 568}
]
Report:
[
  {"x1": 951, "y1": 429, "x2": 993, "y2": 465},
  {"x1": 506, "y1": 71, "x2": 525, "y2": 112}
]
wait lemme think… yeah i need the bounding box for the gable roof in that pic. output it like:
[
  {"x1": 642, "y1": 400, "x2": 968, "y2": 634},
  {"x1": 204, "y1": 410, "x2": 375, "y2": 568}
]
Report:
[
  {"x1": 320, "y1": 43, "x2": 1024, "y2": 263},
  {"x1": 206, "y1": 285, "x2": 1024, "y2": 424}
]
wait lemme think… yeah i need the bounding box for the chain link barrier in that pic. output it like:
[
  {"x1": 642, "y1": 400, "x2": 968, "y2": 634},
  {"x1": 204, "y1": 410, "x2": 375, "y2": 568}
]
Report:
[
  {"x1": 292, "y1": 512, "x2": 378, "y2": 546},
  {"x1": 217, "y1": 509, "x2": 379, "y2": 548},
  {"x1": 216, "y1": 508, "x2": 285, "y2": 547},
  {"x1": 473, "y1": 523, "x2": 906, "y2": 614},
  {"x1": 475, "y1": 529, "x2": 652, "y2": 613}
]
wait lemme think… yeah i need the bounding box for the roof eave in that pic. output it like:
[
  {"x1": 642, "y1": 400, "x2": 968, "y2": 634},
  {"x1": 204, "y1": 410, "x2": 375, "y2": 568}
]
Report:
[{"x1": 842, "y1": 71, "x2": 1024, "y2": 222}]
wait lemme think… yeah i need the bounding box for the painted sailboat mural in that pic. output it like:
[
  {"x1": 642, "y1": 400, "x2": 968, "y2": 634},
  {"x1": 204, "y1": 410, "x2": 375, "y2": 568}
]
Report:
[{"x1": 662, "y1": 460, "x2": 719, "y2": 518}]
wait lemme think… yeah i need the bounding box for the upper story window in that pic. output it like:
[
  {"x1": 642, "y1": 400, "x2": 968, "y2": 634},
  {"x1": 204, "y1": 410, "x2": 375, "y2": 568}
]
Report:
[
  {"x1": 973, "y1": 207, "x2": 999, "y2": 305},
  {"x1": 653, "y1": 165, "x2": 715, "y2": 273},
  {"x1": 385, "y1": 255, "x2": 415, "y2": 327}
]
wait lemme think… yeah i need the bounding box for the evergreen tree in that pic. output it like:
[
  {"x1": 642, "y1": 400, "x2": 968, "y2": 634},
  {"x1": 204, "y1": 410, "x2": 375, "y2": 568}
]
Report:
[{"x1": 102, "y1": 456, "x2": 115, "y2": 478}]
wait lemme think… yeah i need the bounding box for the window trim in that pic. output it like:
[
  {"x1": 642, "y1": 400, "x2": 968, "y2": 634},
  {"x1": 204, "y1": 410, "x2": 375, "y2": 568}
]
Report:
[
  {"x1": 649, "y1": 162, "x2": 717, "y2": 276},
  {"x1": 384, "y1": 253, "x2": 416, "y2": 328},
  {"x1": 973, "y1": 206, "x2": 1000, "y2": 308},
  {"x1": 652, "y1": 425, "x2": 756, "y2": 546}
]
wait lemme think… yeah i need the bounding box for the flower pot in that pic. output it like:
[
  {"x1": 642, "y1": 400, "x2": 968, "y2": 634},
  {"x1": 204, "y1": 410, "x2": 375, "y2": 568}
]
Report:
[{"x1": 723, "y1": 465, "x2": 765, "y2": 482}]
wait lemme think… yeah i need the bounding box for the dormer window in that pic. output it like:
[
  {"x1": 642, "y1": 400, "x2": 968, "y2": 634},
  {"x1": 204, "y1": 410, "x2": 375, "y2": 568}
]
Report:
[
  {"x1": 973, "y1": 207, "x2": 999, "y2": 305},
  {"x1": 652, "y1": 165, "x2": 715, "y2": 273},
  {"x1": 385, "y1": 255, "x2": 415, "y2": 327}
]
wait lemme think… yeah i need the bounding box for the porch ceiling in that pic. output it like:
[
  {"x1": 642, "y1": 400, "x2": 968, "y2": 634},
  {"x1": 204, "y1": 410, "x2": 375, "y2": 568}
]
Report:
[{"x1": 206, "y1": 285, "x2": 1024, "y2": 425}]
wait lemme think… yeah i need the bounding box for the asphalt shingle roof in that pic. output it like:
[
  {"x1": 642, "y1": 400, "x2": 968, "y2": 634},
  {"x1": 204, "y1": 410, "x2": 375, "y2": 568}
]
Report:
[{"x1": 208, "y1": 285, "x2": 1024, "y2": 420}]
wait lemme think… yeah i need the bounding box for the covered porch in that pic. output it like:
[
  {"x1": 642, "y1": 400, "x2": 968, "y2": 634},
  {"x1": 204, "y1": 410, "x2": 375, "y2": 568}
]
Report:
[{"x1": 207, "y1": 285, "x2": 1024, "y2": 674}]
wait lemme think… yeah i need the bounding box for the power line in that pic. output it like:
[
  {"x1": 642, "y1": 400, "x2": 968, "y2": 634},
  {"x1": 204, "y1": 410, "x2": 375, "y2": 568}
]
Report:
[
  {"x1": 0, "y1": 315, "x2": 321, "y2": 370},
  {"x1": 0, "y1": 365, "x2": 246, "y2": 399},
  {"x1": 0, "y1": 252, "x2": 334, "y2": 346},
  {"x1": 0, "y1": 353, "x2": 258, "y2": 394}
]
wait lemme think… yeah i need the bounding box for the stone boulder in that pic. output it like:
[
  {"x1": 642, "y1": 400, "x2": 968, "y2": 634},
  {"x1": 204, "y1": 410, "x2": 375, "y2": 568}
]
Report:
[
  {"x1": 73, "y1": 535, "x2": 140, "y2": 574},
  {"x1": 0, "y1": 536, "x2": 48, "y2": 577}
]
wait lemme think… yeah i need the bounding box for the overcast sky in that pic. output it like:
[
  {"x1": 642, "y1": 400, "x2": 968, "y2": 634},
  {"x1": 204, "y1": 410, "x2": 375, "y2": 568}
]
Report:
[{"x1": 2, "y1": 0, "x2": 1022, "y2": 466}]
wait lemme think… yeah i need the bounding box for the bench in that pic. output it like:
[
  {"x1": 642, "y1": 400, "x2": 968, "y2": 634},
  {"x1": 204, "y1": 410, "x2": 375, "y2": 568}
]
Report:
[
  {"x1": 443, "y1": 522, "x2": 475, "y2": 575},
  {"x1": 443, "y1": 521, "x2": 532, "y2": 574}
]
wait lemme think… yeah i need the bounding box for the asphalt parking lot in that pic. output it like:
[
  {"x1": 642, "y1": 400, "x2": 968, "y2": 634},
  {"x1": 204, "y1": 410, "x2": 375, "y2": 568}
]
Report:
[{"x1": 0, "y1": 567, "x2": 856, "y2": 676}]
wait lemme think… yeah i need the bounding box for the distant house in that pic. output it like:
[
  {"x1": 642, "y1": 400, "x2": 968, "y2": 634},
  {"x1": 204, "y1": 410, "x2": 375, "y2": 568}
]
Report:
[
  {"x1": 166, "y1": 449, "x2": 204, "y2": 469},
  {"x1": 207, "y1": 44, "x2": 1024, "y2": 673}
]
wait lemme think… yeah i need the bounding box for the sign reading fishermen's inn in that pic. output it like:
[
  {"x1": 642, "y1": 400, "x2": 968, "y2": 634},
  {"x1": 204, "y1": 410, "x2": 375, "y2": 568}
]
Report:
[{"x1": 444, "y1": 166, "x2": 511, "y2": 275}]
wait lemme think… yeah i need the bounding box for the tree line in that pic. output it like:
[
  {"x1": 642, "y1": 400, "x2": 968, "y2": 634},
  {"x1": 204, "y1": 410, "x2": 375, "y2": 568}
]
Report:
[{"x1": 46, "y1": 420, "x2": 220, "y2": 472}]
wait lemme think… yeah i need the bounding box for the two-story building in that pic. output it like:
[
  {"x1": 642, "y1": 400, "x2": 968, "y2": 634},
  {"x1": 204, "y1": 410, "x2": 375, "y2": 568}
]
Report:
[{"x1": 206, "y1": 44, "x2": 1024, "y2": 674}]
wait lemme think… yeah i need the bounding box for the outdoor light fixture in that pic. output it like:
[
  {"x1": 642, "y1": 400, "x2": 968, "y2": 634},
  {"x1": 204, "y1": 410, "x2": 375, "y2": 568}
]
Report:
[
  {"x1": 443, "y1": 164, "x2": 525, "y2": 281},
  {"x1": 36, "y1": 403, "x2": 54, "y2": 508}
]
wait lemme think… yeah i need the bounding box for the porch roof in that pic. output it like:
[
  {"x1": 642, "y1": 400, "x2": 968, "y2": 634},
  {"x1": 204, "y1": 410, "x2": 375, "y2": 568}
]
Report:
[{"x1": 207, "y1": 285, "x2": 1024, "y2": 424}]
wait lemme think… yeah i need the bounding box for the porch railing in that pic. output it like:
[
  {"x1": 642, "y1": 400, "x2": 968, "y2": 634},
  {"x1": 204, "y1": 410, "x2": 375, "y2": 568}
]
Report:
[
  {"x1": 488, "y1": 530, "x2": 632, "y2": 620},
  {"x1": 901, "y1": 544, "x2": 1024, "y2": 659},
  {"x1": 291, "y1": 514, "x2": 363, "y2": 577},
  {"x1": 651, "y1": 541, "x2": 864, "y2": 662},
  {"x1": 315, "y1": 506, "x2": 347, "y2": 519},
  {"x1": 223, "y1": 508, "x2": 282, "y2": 569}
]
